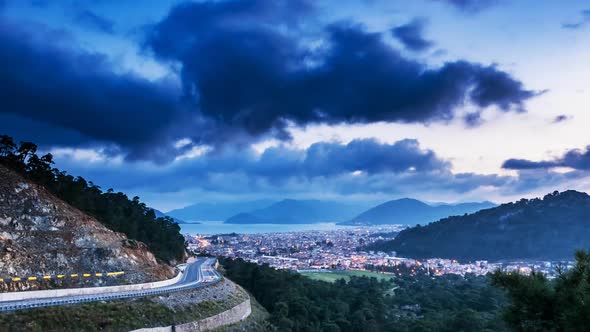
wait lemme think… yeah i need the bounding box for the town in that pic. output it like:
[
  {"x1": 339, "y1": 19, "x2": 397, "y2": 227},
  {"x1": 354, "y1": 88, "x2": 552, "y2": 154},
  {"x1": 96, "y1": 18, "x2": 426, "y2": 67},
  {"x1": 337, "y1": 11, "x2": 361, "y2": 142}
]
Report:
[{"x1": 185, "y1": 227, "x2": 572, "y2": 279}]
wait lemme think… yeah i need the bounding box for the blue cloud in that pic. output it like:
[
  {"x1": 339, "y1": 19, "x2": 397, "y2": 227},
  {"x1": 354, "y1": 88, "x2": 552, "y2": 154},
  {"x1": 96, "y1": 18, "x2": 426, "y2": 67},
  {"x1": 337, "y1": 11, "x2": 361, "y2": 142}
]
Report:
[
  {"x1": 562, "y1": 10, "x2": 590, "y2": 29},
  {"x1": 391, "y1": 18, "x2": 433, "y2": 52},
  {"x1": 73, "y1": 9, "x2": 115, "y2": 34},
  {"x1": 502, "y1": 159, "x2": 558, "y2": 170},
  {"x1": 52, "y1": 138, "x2": 514, "y2": 198},
  {"x1": 301, "y1": 139, "x2": 448, "y2": 175},
  {"x1": 553, "y1": 114, "x2": 570, "y2": 123},
  {"x1": 503, "y1": 146, "x2": 590, "y2": 171},
  {"x1": 0, "y1": 18, "x2": 188, "y2": 161},
  {"x1": 433, "y1": 0, "x2": 499, "y2": 13}
]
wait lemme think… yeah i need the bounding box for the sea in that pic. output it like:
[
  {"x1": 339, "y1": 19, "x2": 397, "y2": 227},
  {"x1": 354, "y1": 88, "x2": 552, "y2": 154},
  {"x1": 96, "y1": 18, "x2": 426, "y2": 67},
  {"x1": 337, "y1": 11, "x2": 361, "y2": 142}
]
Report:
[{"x1": 179, "y1": 220, "x2": 350, "y2": 235}]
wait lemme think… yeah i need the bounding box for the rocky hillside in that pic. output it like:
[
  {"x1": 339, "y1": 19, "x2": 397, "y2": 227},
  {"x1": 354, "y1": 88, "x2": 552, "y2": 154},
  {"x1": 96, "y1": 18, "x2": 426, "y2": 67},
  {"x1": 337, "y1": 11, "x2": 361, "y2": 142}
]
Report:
[{"x1": 0, "y1": 165, "x2": 174, "y2": 291}]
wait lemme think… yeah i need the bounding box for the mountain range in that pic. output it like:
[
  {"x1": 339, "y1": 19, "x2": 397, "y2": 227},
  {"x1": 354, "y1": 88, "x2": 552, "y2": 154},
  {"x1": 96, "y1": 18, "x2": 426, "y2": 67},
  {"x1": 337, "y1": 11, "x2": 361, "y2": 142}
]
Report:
[
  {"x1": 224, "y1": 199, "x2": 372, "y2": 224},
  {"x1": 338, "y1": 198, "x2": 496, "y2": 226},
  {"x1": 368, "y1": 190, "x2": 590, "y2": 261},
  {"x1": 166, "y1": 200, "x2": 276, "y2": 222},
  {"x1": 152, "y1": 209, "x2": 193, "y2": 224},
  {"x1": 168, "y1": 198, "x2": 495, "y2": 225}
]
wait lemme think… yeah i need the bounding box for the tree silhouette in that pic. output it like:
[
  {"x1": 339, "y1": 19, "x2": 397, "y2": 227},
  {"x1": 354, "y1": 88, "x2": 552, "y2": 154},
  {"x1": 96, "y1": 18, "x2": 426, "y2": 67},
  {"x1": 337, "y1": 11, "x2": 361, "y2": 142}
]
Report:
[{"x1": 492, "y1": 250, "x2": 590, "y2": 331}]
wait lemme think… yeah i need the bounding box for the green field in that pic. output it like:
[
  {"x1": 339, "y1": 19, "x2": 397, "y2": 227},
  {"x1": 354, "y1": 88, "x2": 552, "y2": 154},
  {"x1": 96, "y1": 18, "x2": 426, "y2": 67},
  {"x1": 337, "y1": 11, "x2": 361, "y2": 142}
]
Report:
[{"x1": 299, "y1": 270, "x2": 395, "y2": 283}]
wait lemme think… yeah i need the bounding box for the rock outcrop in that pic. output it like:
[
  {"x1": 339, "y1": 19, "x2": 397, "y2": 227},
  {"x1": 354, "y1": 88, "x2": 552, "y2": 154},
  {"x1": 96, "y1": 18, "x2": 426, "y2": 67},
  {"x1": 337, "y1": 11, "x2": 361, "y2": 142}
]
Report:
[{"x1": 0, "y1": 165, "x2": 174, "y2": 291}]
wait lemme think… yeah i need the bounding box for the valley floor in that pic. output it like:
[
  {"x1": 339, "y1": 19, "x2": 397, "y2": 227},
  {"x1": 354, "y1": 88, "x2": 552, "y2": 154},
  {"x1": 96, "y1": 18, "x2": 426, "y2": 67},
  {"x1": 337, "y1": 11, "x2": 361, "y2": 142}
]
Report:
[{"x1": 299, "y1": 270, "x2": 395, "y2": 283}]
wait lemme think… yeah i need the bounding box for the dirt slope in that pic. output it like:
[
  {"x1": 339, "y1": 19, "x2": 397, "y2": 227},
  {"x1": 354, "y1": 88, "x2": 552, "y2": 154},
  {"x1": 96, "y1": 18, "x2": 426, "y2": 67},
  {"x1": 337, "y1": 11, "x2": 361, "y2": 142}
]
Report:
[{"x1": 0, "y1": 165, "x2": 174, "y2": 291}]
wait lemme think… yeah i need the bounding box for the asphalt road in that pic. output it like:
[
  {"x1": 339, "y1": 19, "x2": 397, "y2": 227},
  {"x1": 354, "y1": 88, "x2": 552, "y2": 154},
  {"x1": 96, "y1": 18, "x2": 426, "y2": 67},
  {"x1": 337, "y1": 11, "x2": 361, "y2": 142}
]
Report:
[{"x1": 0, "y1": 257, "x2": 221, "y2": 312}]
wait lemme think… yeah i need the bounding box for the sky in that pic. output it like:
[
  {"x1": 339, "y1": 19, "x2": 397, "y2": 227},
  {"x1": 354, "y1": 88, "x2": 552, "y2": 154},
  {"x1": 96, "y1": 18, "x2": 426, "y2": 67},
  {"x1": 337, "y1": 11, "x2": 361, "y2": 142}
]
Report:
[{"x1": 1, "y1": 0, "x2": 590, "y2": 211}]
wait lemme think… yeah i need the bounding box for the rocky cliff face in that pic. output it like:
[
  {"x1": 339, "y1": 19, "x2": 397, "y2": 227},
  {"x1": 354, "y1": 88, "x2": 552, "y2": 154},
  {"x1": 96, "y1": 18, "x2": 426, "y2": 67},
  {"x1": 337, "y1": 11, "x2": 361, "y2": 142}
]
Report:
[{"x1": 0, "y1": 165, "x2": 174, "y2": 291}]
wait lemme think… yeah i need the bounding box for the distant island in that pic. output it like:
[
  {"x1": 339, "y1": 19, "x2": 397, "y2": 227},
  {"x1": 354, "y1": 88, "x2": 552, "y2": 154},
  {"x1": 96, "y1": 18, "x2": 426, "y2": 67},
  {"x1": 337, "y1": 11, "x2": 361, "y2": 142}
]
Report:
[
  {"x1": 166, "y1": 200, "x2": 276, "y2": 222},
  {"x1": 222, "y1": 198, "x2": 494, "y2": 225},
  {"x1": 368, "y1": 190, "x2": 590, "y2": 261},
  {"x1": 338, "y1": 198, "x2": 496, "y2": 226},
  {"x1": 224, "y1": 199, "x2": 372, "y2": 224},
  {"x1": 152, "y1": 209, "x2": 197, "y2": 224}
]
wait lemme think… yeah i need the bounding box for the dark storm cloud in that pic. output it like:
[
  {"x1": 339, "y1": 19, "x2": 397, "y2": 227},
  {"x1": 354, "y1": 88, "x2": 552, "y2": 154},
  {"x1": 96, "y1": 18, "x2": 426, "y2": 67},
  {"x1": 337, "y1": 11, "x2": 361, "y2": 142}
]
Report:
[
  {"x1": 0, "y1": 19, "x2": 186, "y2": 161},
  {"x1": 0, "y1": 0, "x2": 538, "y2": 164},
  {"x1": 0, "y1": 113, "x2": 94, "y2": 147},
  {"x1": 391, "y1": 18, "x2": 433, "y2": 52},
  {"x1": 503, "y1": 147, "x2": 590, "y2": 171},
  {"x1": 145, "y1": 0, "x2": 537, "y2": 141},
  {"x1": 73, "y1": 9, "x2": 115, "y2": 34},
  {"x1": 562, "y1": 10, "x2": 590, "y2": 29},
  {"x1": 433, "y1": 0, "x2": 499, "y2": 13}
]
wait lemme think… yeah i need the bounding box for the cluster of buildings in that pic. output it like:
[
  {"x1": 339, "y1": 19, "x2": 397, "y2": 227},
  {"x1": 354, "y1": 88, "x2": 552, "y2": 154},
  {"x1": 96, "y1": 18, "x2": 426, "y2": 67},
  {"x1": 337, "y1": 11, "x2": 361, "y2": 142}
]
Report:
[
  {"x1": 185, "y1": 227, "x2": 572, "y2": 278},
  {"x1": 421, "y1": 258, "x2": 570, "y2": 278},
  {"x1": 186, "y1": 226, "x2": 404, "y2": 270}
]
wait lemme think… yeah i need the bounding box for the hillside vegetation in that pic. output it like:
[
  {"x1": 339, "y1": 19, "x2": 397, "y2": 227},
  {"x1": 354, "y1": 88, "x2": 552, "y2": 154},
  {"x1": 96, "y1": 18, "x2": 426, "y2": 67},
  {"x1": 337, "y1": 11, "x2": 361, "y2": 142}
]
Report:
[
  {"x1": 221, "y1": 257, "x2": 507, "y2": 332},
  {"x1": 300, "y1": 270, "x2": 394, "y2": 283},
  {"x1": 0, "y1": 135, "x2": 185, "y2": 262},
  {"x1": 369, "y1": 190, "x2": 590, "y2": 261},
  {"x1": 492, "y1": 250, "x2": 590, "y2": 331}
]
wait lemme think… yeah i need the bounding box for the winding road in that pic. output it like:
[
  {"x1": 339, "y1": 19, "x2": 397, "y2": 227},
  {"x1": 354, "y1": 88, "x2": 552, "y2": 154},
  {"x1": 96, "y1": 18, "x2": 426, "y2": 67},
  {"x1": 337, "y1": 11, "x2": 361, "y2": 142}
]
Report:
[{"x1": 0, "y1": 257, "x2": 221, "y2": 312}]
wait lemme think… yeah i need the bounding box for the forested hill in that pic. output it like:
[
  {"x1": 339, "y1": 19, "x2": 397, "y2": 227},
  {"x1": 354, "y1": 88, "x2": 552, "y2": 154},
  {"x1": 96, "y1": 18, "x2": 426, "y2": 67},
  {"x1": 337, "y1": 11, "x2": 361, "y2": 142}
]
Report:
[
  {"x1": 368, "y1": 190, "x2": 590, "y2": 261},
  {"x1": 0, "y1": 135, "x2": 185, "y2": 263},
  {"x1": 221, "y1": 257, "x2": 507, "y2": 331}
]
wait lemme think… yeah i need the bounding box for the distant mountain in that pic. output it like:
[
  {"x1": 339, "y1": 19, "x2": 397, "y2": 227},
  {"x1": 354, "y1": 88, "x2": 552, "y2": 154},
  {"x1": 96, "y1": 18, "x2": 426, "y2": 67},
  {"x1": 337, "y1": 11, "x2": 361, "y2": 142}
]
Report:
[
  {"x1": 367, "y1": 190, "x2": 590, "y2": 261},
  {"x1": 224, "y1": 199, "x2": 372, "y2": 224},
  {"x1": 339, "y1": 198, "x2": 495, "y2": 226},
  {"x1": 151, "y1": 209, "x2": 194, "y2": 224},
  {"x1": 166, "y1": 200, "x2": 276, "y2": 222}
]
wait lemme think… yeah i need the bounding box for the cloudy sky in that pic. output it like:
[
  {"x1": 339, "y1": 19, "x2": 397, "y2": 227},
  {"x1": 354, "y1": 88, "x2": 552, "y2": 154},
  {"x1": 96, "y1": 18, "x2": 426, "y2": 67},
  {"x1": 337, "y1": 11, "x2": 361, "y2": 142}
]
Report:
[{"x1": 1, "y1": 0, "x2": 589, "y2": 210}]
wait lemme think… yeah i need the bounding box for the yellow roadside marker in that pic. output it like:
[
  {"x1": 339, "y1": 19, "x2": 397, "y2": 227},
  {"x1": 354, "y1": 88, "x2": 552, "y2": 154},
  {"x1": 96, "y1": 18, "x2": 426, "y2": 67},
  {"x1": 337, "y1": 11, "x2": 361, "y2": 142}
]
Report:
[{"x1": 1, "y1": 271, "x2": 127, "y2": 282}]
